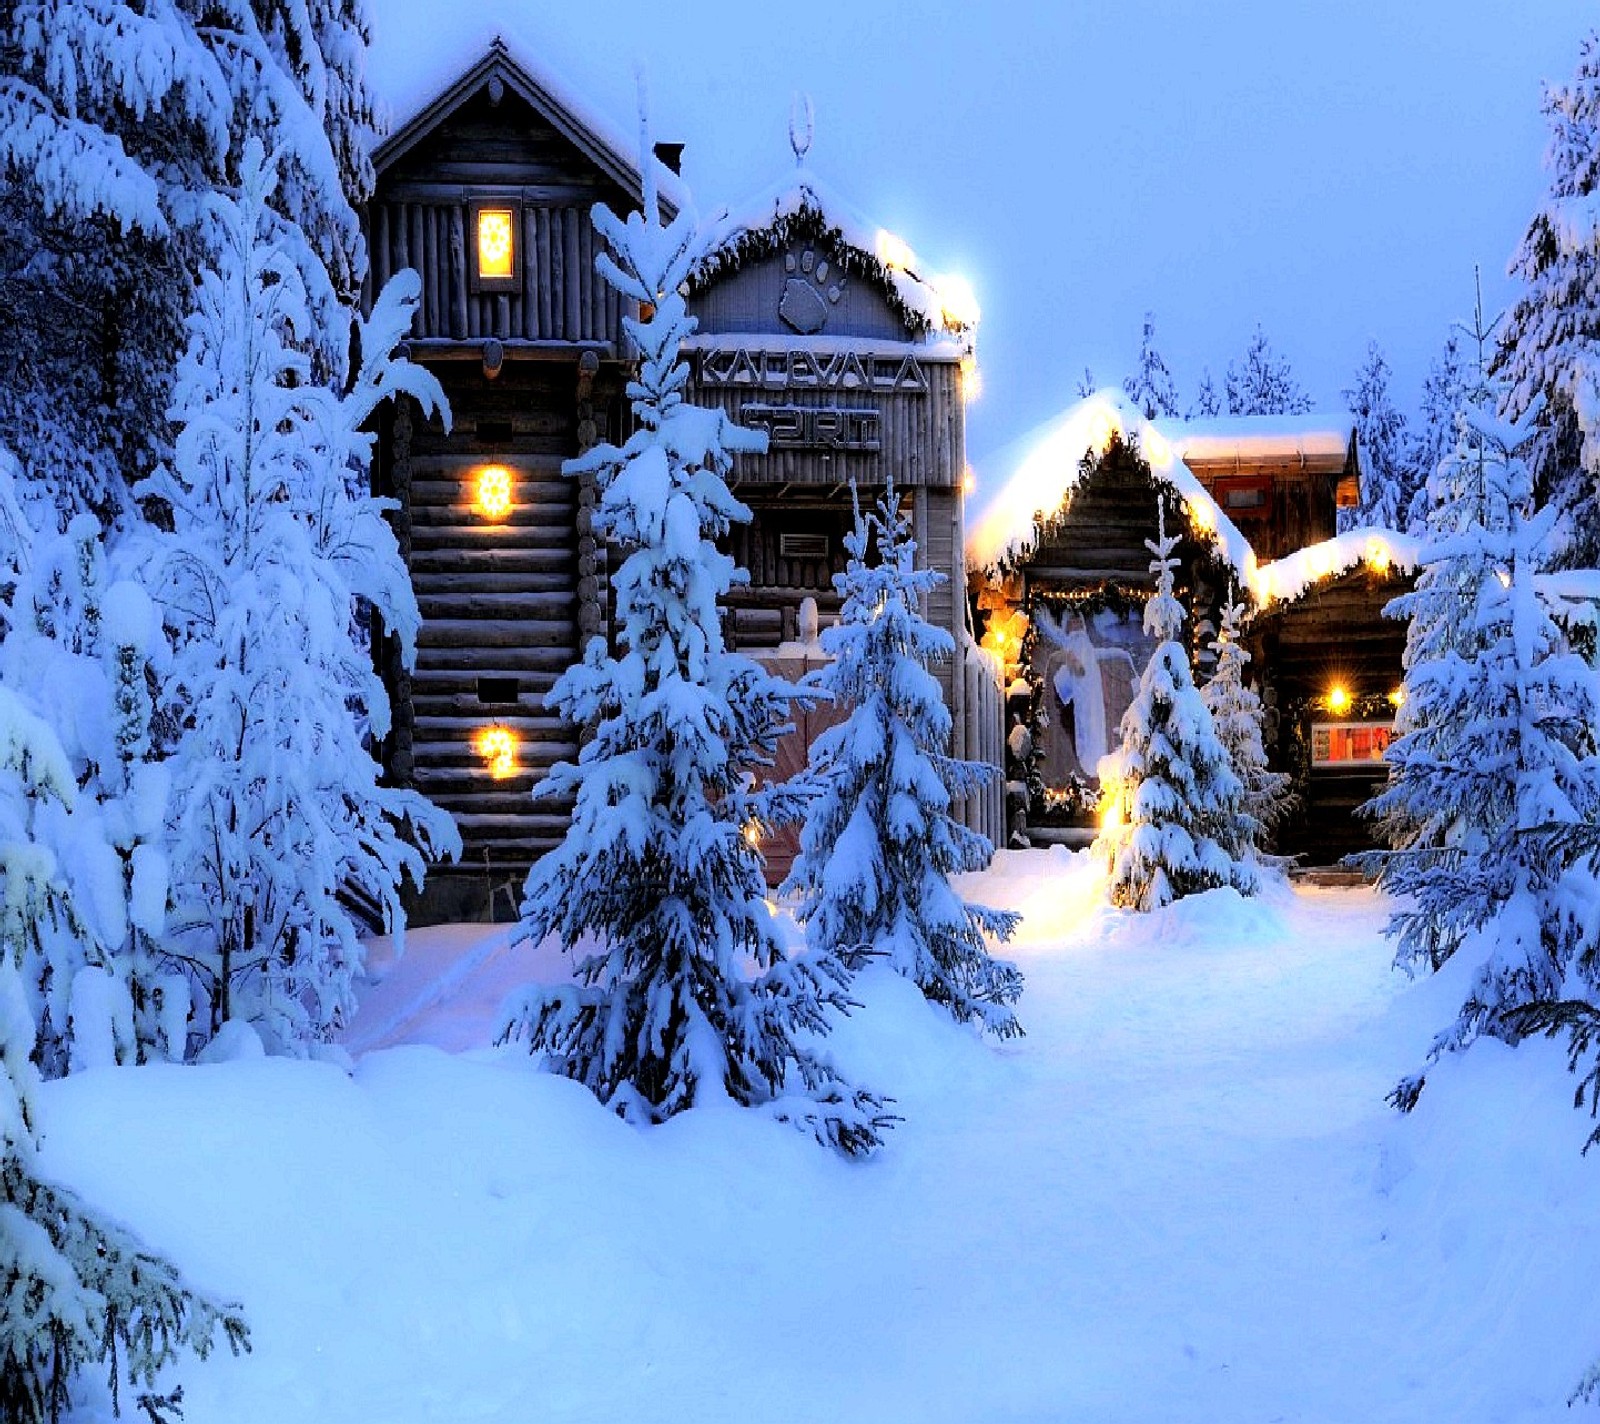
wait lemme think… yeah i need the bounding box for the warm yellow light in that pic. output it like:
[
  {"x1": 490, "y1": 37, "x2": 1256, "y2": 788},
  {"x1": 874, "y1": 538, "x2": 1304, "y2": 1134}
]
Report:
[
  {"x1": 934, "y1": 271, "x2": 981, "y2": 327},
  {"x1": 962, "y1": 466, "x2": 977, "y2": 496},
  {"x1": 742, "y1": 821, "x2": 761, "y2": 848},
  {"x1": 477, "y1": 209, "x2": 515, "y2": 280},
  {"x1": 875, "y1": 228, "x2": 917, "y2": 273},
  {"x1": 1364, "y1": 536, "x2": 1390, "y2": 573},
  {"x1": 1144, "y1": 429, "x2": 1172, "y2": 467},
  {"x1": 1098, "y1": 787, "x2": 1125, "y2": 834},
  {"x1": 960, "y1": 352, "x2": 983, "y2": 403},
  {"x1": 1186, "y1": 496, "x2": 1213, "y2": 533},
  {"x1": 475, "y1": 465, "x2": 513, "y2": 521},
  {"x1": 1086, "y1": 404, "x2": 1122, "y2": 454},
  {"x1": 1327, "y1": 685, "x2": 1351, "y2": 714},
  {"x1": 476, "y1": 725, "x2": 517, "y2": 780},
  {"x1": 1496, "y1": 567, "x2": 1511, "y2": 588},
  {"x1": 1388, "y1": 687, "x2": 1406, "y2": 708}
]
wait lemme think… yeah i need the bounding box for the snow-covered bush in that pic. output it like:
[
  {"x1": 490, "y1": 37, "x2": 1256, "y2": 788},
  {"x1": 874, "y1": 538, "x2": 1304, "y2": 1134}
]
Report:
[
  {"x1": 500, "y1": 116, "x2": 890, "y2": 1155},
  {"x1": 0, "y1": 673, "x2": 248, "y2": 1424},
  {"x1": 136, "y1": 144, "x2": 458, "y2": 1054},
  {"x1": 784, "y1": 481, "x2": 1022, "y2": 1037},
  {"x1": 1199, "y1": 593, "x2": 1294, "y2": 859},
  {"x1": 1097, "y1": 500, "x2": 1255, "y2": 910}
]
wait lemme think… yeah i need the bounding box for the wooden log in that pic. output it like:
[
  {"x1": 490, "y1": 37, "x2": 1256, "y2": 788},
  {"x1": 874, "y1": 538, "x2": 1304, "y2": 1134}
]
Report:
[
  {"x1": 448, "y1": 207, "x2": 468, "y2": 340},
  {"x1": 536, "y1": 207, "x2": 554, "y2": 337},
  {"x1": 416, "y1": 619, "x2": 577, "y2": 648},
  {"x1": 549, "y1": 210, "x2": 565, "y2": 340},
  {"x1": 563, "y1": 208, "x2": 581, "y2": 337},
  {"x1": 422, "y1": 207, "x2": 439, "y2": 333}
]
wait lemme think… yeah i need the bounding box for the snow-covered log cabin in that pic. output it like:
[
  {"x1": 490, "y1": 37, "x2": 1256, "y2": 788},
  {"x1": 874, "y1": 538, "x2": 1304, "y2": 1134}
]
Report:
[
  {"x1": 365, "y1": 43, "x2": 1001, "y2": 913},
  {"x1": 966, "y1": 393, "x2": 1416, "y2": 862}
]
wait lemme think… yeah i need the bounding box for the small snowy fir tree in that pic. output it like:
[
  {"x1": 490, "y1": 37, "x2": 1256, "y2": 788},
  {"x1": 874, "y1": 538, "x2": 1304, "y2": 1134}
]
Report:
[
  {"x1": 1097, "y1": 500, "x2": 1256, "y2": 910},
  {"x1": 783, "y1": 481, "x2": 1022, "y2": 1037},
  {"x1": 1199, "y1": 593, "x2": 1294, "y2": 857},
  {"x1": 1123, "y1": 312, "x2": 1180, "y2": 420},
  {"x1": 500, "y1": 104, "x2": 890, "y2": 1156},
  {"x1": 137, "y1": 145, "x2": 458, "y2": 1053},
  {"x1": 1225, "y1": 326, "x2": 1314, "y2": 417},
  {"x1": 0, "y1": 679, "x2": 248, "y2": 1424},
  {"x1": 1188, "y1": 368, "x2": 1222, "y2": 419},
  {"x1": 1340, "y1": 341, "x2": 1410, "y2": 533}
]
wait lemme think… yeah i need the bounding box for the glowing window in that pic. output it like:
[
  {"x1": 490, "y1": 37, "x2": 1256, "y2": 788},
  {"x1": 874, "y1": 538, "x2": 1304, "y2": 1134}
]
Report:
[
  {"x1": 1310, "y1": 721, "x2": 1394, "y2": 768},
  {"x1": 475, "y1": 465, "x2": 513, "y2": 522},
  {"x1": 478, "y1": 210, "x2": 514, "y2": 278},
  {"x1": 476, "y1": 725, "x2": 517, "y2": 780},
  {"x1": 470, "y1": 199, "x2": 521, "y2": 292}
]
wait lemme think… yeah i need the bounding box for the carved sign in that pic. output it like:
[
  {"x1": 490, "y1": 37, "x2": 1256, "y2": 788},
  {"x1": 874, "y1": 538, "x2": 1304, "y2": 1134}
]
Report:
[
  {"x1": 741, "y1": 403, "x2": 882, "y2": 453},
  {"x1": 699, "y1": 347, "x2": 928, "y2": 394}
]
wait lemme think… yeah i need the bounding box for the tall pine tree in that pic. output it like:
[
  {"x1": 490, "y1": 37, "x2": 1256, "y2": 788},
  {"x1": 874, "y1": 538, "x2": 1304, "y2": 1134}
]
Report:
[
  {"x1": 137, "y1": 145, "x2": 459, "y2": 1052},
  {"x1": 784, "y1": 480, "x2": 1022, "y2": 1038},
  {"x1": 500, "y1": 106, "x2": 889, "y2": 1156},
  {"x1": 1499, "y1": 30, "x2": 1600, "y2": 565}
]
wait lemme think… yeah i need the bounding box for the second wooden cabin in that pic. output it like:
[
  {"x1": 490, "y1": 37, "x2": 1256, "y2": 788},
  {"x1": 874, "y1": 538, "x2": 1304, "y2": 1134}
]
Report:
[{"x1": 967, "y1": 393, "x2": 1417, "y2": 862}]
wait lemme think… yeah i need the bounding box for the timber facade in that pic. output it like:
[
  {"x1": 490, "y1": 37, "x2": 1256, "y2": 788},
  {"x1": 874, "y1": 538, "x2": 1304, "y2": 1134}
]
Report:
[{"x1": 368, "y1": 46, "x2": 1003, "y2": 915}]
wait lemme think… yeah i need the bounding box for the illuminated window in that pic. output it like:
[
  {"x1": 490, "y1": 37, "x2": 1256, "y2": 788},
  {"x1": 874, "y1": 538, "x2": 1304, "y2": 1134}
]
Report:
[
  {"x1": 476, "y1": 725, "x2": 517, "y2": 780},
  {"x1": 1311, "y1": 721, "x2": 1395, "y2": 769},
  {"x1": 474, "y1": 465, "x2": 513, "y2": 522},
  {"x1": 470, "y1": 199, "x2": 521, "y2": 292}
]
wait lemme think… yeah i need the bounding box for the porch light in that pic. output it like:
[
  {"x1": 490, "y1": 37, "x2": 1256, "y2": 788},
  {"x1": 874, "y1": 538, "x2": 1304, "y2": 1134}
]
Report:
[
  {"x1": 475, "y1": 465, "x2": 513, "y2": 522},
  {"x1": 1326, "y1": 685, "x2": 1350, "y2": 714},
  {"x1": 476, "y1": 725, "x2": 517, "y2": 780}
]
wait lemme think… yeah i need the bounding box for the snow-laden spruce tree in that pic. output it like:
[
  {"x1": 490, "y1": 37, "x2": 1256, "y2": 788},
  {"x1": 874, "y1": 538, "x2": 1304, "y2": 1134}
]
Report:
[
  {"x1": 783, "y1": 481, "x2": 1022, "y2": 1037},
  {"x1": 1188, "y1": 369, "x2": 1222, "y2": 419},
  {"x1": 0, "y1": 0, "x2": 379, "y2": 516},
  {"x1": 500, "y1": 110, "x2": 890, "y2": 1155},
  {"x1": 1500, "y1": 29, "x2": 1600, "y2": 565},
  {"x1": 1361, "y1": 377, "x2": 1600, "y2": 1100},
  {"x1": 0, "y1": 680, "x2": 248, "y2": 1424},
  {"x1": 1401, "y1": 333, "x2": 1466, "y2": 533},
  {"x1": 1199, "y1": 593, "x2": 1294, "y2": 859},
  {"x1": 1097, "y1": 500, "x2": 1256, "y2": 910},
  {"x1": 1340, "y1": 342, "x2": 1410, "y2": 533},
  {"x1": 137, "y1": 144, "x2": 458, "y2": 1053},
  {"x1": 1123, "y1": 312, "x2": 1180, "y2": 421},
  {"x1": 1225, "y1": 327, "x2": 1314, "y2": 417},
  {"x1": 0, "y1": 458, "x2": 186, "y2": 1074}
]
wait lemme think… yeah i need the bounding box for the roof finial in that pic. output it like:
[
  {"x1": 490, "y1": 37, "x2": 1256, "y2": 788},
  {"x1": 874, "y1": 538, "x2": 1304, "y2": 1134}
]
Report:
[{"x1": 789, "y1": 92, "x2": 814, "y2": 168}]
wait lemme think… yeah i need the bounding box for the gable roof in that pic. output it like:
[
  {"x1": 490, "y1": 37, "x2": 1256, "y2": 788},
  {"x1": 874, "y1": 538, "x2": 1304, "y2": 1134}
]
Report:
[
  {"x1": 689, "y1": 170, "x2": 976, "y2": 343},
  {"x1": 1153, "y1": 413, "x2": 1359, "y2": 480},
  {"x1": 371, "y1": 38, "x2": 682, "y2": 214},
  {"x1": 965, "y1": 391, "x2": 1256, "y2": 582}
]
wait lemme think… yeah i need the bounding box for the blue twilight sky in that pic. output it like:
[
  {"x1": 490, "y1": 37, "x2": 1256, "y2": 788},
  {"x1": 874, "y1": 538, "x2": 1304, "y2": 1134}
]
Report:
[{"x1": 373, "y1": 0, "x2": 1596, "y2": 473}]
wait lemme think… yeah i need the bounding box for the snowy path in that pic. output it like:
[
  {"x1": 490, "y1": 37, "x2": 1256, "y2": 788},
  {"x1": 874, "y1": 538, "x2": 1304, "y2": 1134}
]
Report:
[{"x1": 37, "y1": 850, "x2": 1600, "y2": 1423}]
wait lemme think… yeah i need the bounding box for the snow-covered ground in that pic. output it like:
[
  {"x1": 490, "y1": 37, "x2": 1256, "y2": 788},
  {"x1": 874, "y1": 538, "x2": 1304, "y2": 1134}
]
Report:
[{"x1": 35, "y1": 850, "x2": 1600, "y2": 1422}]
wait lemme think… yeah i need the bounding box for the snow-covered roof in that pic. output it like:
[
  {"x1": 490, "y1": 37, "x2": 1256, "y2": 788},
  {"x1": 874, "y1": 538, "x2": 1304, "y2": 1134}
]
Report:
[
  {"x1": 1250, "y1": 527, "x2": 1421, "y2": 609},
  {"x1": 368, "y1": 34, "x2": 687, "y2": 212},
  {"x1": 1153, "y1": 414, "x2": 1356, "y2": 475},
  {"x1": 690, "y1": 170, "x2": 977, "y2": 341},
  {"x1": 965, "y1": 391, "x2": 1256, "y2": 582}
]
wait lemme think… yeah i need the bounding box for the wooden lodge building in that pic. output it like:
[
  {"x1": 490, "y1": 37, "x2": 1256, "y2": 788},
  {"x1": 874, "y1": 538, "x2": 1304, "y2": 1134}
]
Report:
[
  {"x1": 365, "y1": 43, "x2": 1001, "y2": 915},
  {"x1": 365, "y1": 42, "x2": 1414, "y2": 915},
  {"x1": 965, "y1": 394, "x2": 1418, "y2": 861}
]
